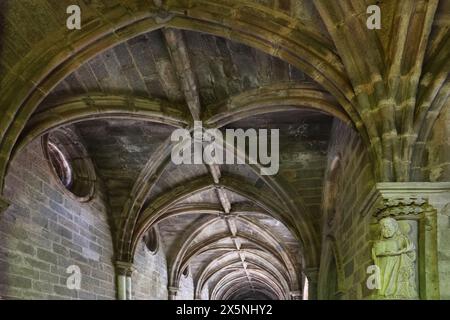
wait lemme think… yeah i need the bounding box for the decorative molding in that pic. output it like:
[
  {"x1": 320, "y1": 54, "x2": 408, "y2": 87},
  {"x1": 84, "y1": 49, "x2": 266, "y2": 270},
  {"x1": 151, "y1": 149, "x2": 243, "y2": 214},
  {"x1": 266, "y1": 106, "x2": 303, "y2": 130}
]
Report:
[
  {"x1": 373, "y1": 197, "x2": 429, "y2": 220},
  {"x1": 360, "y1": 182, "x2": 450, "y2": 217},
  {"x1": 168, "y1": 286, "x2": 179, "y2": 300},
  {"x1": 376, "y1": 182, "x2": 450, "y2": 194},
  {"x1": 168, "y1": 286, "x2": 179, "y2": 294}
]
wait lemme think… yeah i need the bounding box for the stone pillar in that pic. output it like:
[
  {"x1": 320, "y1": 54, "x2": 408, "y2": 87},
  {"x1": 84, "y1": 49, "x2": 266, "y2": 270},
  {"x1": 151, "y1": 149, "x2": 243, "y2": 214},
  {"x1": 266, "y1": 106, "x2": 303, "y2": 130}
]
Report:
[
  {"x1": 0, "y1": 195, "x2": 10, "y2": 214},
  {"x1": 168, "y1": 286, "x2": 179, "y2": 300},
  {"x1": 362, "y1": 182, "x2": 450, "y2": 300},
  {"x1": 126, "y1": 275, "x2": 132, "y2": 300},
  {"x1": 117, "y1": 274, "x2": 126, "y2": 300},
  {"x1": 116, "y1": 261, "x2": 135, "y2": 300},
  {"x1": 304, "y1": 268, "x2": 319, "y2": 300}
]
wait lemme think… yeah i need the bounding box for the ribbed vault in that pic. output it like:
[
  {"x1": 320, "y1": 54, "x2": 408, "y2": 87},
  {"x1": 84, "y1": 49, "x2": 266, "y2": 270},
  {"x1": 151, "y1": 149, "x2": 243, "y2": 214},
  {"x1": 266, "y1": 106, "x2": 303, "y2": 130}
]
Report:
[{"x1": 0, "y1": 0, "x2": 448, "y2": 300}]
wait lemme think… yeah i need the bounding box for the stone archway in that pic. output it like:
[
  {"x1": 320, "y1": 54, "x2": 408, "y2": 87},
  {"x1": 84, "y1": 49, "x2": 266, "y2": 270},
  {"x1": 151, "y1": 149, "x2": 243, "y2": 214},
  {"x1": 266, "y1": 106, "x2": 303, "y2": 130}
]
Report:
[{"x1": 0, "y1": 0, "x2": 449, "y2": 301}]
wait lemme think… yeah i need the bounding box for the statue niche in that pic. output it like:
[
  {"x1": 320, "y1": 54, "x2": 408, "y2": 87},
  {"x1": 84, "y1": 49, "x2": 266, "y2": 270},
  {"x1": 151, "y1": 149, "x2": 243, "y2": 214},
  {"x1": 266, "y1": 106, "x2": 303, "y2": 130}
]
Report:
[{"x1": 372, "y1": 217, "x2": 417, "y2": 299}]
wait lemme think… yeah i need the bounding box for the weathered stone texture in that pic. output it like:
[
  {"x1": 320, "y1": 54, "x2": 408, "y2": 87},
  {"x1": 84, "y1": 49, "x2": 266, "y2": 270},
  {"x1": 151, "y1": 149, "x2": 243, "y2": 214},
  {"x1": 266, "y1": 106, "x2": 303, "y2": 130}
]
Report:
[
  {"x1": 438, "y1": 206, "x2": 450, "y2": 299},
  {"x1": 0, "y1": 0, "x2": 448, "y2": 300},
  {"x1": 0, "y1": 140, "x2": 115, "y2": 300},
  {"x1": 319, "y1": 119, "x2": 375, "y2": 299},
  {"x1": 427, "y1": 102, "x2": 450, "y2": 182},
  {"x1": 132, "y1": 240, "x2": 168, "y2": 300},
  {"x1": 424, "y1": 104, "x2": 450, "y2": 298},
  {"x1": 177, "y1": 271, "x2": 194, "y2": 300},
  {"x1": 427, "y1": 192, "x2": 450, "y2": 299}
]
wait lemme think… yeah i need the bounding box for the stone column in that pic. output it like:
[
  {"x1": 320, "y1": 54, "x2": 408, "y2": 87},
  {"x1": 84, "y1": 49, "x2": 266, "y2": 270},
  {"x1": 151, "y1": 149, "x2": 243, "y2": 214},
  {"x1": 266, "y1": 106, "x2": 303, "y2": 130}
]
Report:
[
  {"x1": 117, "y1": 275, "x2": 126, "y2": 300},
  {"x1": 304, "y1": 268, "x2": 319, "y2": 300},
  {"x1": 126, "y1": 274, "x2": 133, "y2": 300},
  {"x1": 115, "y1": 261, "x2": 135, "y2": 300},
  {"x1": 168, "y1": 286, "x2": 179, "y2": 300}
]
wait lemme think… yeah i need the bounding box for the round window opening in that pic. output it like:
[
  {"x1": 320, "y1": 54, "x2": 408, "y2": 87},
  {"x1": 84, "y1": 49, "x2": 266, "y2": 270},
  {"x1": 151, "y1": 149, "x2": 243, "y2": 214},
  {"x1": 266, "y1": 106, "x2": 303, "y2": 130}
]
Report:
[
  {"x1": 182, "y1": 266, "x2": 190, "y2": 278},
  {"x1": 48, "y1": 142, "x2": 73, "y2": 188},
  {"x1": 42, "y1": 128, "x2": 96, "y2": 202},
  {"x1": 143, "y1": 227, "x2": 159, "y2": 254}
]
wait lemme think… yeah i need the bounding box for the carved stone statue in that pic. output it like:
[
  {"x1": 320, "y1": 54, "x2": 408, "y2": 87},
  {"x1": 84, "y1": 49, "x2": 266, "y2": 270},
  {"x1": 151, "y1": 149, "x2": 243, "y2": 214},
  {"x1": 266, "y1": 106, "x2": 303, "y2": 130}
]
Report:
[{"x1": 372, "y1": 217, "x2": 417, "y2": 299}]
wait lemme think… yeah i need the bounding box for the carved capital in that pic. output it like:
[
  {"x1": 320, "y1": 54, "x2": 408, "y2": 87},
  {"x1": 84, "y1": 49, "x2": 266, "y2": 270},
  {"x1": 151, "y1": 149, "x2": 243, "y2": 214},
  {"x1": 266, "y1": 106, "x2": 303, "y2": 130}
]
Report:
[
  {"x1": 115, "y1": 261, "x2": 135, "y2": 277},
  {"x1": 168, "y1": 286, "x2": 179, "y2": 300},
  {"x1": 168, "y1": 286, "x2": 179, "y2": 294},
  {"x1": 359, "y1": 182, "x2": 450, "y2": 218},
  {"x1": 373, "y1": 197, "x2": 430, "y2": 220},
  {"x1": 290, "y1": 290, "x2": 302, "y2": 300}
]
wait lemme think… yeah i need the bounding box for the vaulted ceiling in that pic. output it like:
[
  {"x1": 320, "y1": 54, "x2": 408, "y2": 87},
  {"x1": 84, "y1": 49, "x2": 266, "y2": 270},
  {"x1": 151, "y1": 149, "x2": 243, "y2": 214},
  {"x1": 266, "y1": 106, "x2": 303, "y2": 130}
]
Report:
[
  {"x1": 1, "y1": 0, "x2": 449, "y2": 300},
  {"x1": 16, "y1": 25, "x2": 338, "y2": 300}
]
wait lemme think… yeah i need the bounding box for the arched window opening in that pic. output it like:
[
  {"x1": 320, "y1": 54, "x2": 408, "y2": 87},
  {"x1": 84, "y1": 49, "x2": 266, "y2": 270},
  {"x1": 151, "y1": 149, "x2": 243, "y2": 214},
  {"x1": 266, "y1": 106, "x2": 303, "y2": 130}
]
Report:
[
  {"x1": 47, "y1": 142, "x2": 73, "y2": 189},
  {"x1": 182, "y1": 266, "x2": 190, "y2": 278},
  {"x1": 42, "y1": 128, "x2": 96, "y2": 202},
  {"x1": 143, "y1": 227, "x2": 159, "y2": 254}
]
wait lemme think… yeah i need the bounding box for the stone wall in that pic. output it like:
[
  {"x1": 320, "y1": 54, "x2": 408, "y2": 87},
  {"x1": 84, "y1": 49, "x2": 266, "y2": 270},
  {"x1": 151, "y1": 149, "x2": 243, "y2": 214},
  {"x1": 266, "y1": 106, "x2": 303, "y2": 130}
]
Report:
[
  {"x1": 318, "y1": 119, "x2": 375, "y2": 299},
  {"x1": 177, "y1": 270, "x2": 194, "y2": 300},
  {"x1": 132, "y1": 239, "x2": 168, "y2": 300},
  {"x1": 424, "y1": 192, "x2": 450, "y2": 299},
  {"x1": 0, "y1": 139, "x2": 199, "y2": 300},
  {"x1": 425, "y1": 103, "x2": 450, "y2": 298},
  {"x1": 0, "y1": 140, "x2": 116, "y2": 299},
  {"x1": 424, "y1": 190, "x2": 450, "y2": 299},
  {"x1": 426, "y1": 102, "x2": 450, "y2": 182},
  {"x1": 437, "y1": 204, "x2": 450, "y2": 299}
]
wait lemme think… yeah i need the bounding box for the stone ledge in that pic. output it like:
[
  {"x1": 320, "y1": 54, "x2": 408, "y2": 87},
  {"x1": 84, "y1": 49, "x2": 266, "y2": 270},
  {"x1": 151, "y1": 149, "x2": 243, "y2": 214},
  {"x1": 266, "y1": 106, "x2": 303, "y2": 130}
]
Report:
[
  {"x1": 376, "y1": 182, "x2": 450, "y2": 194},
  {"x1": 359, "y1": 183, "x2": 450, "y2": 217}
]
